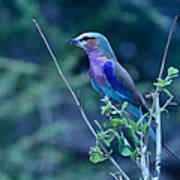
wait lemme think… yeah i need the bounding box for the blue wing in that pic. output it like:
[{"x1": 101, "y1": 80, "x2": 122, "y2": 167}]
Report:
[
  {"x1": 103, "y1": 61, "x2": 134, "y2": 104},
  {"x1": 103, "y1": 60, "x2": 143, "y2": 119},
  {"x1": 103, "y1": 61, "x2": 156, "y2": 141}
]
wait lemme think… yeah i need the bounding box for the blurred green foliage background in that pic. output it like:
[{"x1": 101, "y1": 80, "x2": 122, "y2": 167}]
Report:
[{"x1": 0, "y1": 0, "x2": 180, "y2": 179}]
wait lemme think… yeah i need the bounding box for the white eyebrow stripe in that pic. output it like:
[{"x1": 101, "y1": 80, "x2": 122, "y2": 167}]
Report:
[{"x1": 77, "y1": 32, "x2": 91, "y2": 39}]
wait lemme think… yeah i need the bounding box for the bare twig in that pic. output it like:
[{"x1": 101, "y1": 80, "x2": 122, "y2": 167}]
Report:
[
  {"x1": 151, "y1": 15, "x2": 179, "y2": 111},
  {"x1": 33, "y1": 19, "x2": 130, "y2": 180},
  {"x1": 158, "y1": 15, "x2": 179, "y2": 80},
  {"x1": 153, "y1": 15, "x2": 178, "y2": 180}
]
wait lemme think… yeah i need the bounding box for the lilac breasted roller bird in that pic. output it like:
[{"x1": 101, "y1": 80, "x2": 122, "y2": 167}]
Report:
[
  {"x1": 67, "y1": 32, "x2": 180, "y2": 160},
  {"x1": 67, "y1": 32, "x2": 149, "y2": 122}
]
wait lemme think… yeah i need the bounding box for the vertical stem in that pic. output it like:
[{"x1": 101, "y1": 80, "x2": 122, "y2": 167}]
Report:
[
  {"x1": 152, "y1": 15, "x2": 178, "y2": 179},
  {"x1": 140, "y1": 120, "x2": 150, "y2": 180},
  {"x1": 155, "y1": 94, "x2": 162, "y2": 179},
  {"x1": 140, "y1": 143, "x2": 150, "y2": 179}
]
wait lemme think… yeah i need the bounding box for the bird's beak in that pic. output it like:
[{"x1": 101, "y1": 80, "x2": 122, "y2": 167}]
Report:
[{"x1": 66, "y1": 38, "x2": 79, "y2": 45}]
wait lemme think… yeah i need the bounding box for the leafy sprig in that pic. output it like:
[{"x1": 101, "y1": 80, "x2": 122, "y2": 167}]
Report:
[{"x1": 89, "y1": 66, "x2": 178, "y2": 167}]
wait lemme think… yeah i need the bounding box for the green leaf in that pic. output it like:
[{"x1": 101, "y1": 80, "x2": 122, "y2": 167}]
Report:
[
  {"x1": 101, "y1": 102, "x2": 111, "y2": 115},
  {"x1": 121, "y1": 146, "x2": 133, "y2": 157},
  {"x1": 163, "y1": 88, "x2": 172, "y2": 97},
  {"x1": 89, "y1": 146, "x2": 107, "y2": 163},
  {"x1": 168, "y1": 66, "x2": 179, "y2": 76},
  {"x1": 162, "y1": 67, "x2": 179, "y2": 87},
  {"x1": 105, "y1": 131, "x2": 115, "y2": 144},
  {"x1": 155, "y1": 67, "x2": 179, "y2": 88},
  {"x1": 128, "y1": 119, "x2": 138, "y2": 132},
  {"x1": 140, "y1": 124, "x2": 149, "y2": 134},
  {"x1": 108, "y1": 149, "x2": 113, "y2": 155},
  {"x1": 128, "y1": 128, "x2": 140, "y2": 146},
  {"x1": 89, "y1": 152, "x2": 107, "y2": 163},
  {"x1": 118, "y1": 136, "x2": 125, "y2": 152},
  {"x1": 153, "y1": 76, "x2": 175, "y2": 88},
  {"x1": 111, "y1": 109, "x2": 121, "y2": 115},
  {"x1": 90, "y1": 146, "x2": 101, "y2": 152},
  {"x1": 103, "y1": 121, "x2": 112, "y2": 127},
  {"x1": 157, "y1": 77, "x2": 165, "y2": 82},
  {"x1": 164, "y1": 79, "x2": 172, "y2": 86},
  {"x1": 121, "y1": 101, "x2": 128, "y2": 111},
  {"x1": 107, "y1": 128, "x2": 121, "y2": 140},
  {"x1": 130, "y1": 150, "x2": 137, "y2": 162},
  {"x1": 97, "y1": 132, "x2": 104, "y2": 137},
  {"x1": 101, "y1": 137, "x2": 112, "y2": 147},
  {"x1": 118, "y1": 137, "x2": 133, "y2": 157},
  {"x1": 153, "y1": 80, "x2": 165, "y2": 87},
  {"x1": 103, "y1": 118, "x2": 124, "y2": 127},
  {"x1": 97, "y1": 128, "x2": 116, "y2": 147},
  {"x1": 101, "y1": 95, "x2": 109, "y2": 102},
  {"x1": 103, "y1": 118, "x2": 126, "y2": 128},
  {"x1": 118, "y1": 136, "x2": 133, "y2": 157},
  {"x1": 147, "y1": 151, "x2": 152, "y2": 157},
  {"x1": 111, "y1": 118, "x2": 124, "y2": 126}
]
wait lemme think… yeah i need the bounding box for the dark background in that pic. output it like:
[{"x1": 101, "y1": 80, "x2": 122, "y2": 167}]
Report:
[{"x1": 0, "y1": 0, "x2": 180, "y2": 179}]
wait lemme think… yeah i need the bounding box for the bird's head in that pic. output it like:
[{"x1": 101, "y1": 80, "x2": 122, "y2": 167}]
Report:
[{"x1": 67, "y1": 32, "x2": 116, "y2": 59}]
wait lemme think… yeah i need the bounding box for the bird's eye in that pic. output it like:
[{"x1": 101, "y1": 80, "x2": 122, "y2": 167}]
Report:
[
  {"x1": 80, "y1": 36, "x2": 89, "y2": 41},
  {"x1": 79, "y1": 36, "x2": 96, "y2": 42}
]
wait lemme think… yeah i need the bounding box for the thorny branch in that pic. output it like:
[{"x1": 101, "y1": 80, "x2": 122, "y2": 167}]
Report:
[{"x1": 33, "y1": 19, "x2": 130, "y2": 180}]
